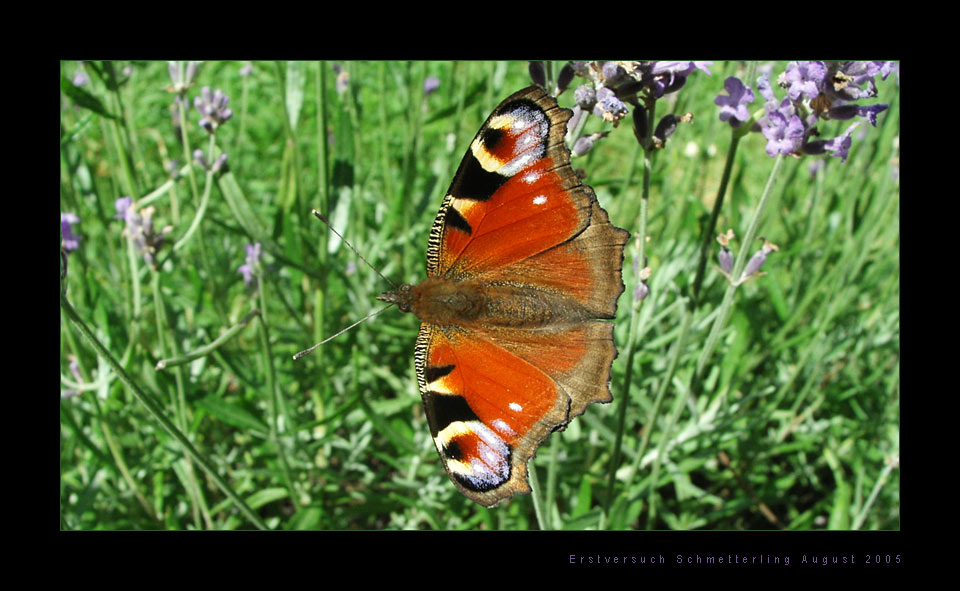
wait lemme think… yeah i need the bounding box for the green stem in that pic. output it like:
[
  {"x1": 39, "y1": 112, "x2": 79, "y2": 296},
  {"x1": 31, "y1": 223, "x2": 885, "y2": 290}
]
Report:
[
  {"x1": 257, "y1": 278, "x2": 297, "y2": 502},
  {"x1": 150, "y1": 270, "x2": 210, "y2": 528},
  {"x1": 603, "y1": 99, "x2": 655, "y2": 525},
  {"x1": 173, "y1": 165, "x2": 214, "y2": 252},
  {"x1": 696, "y1": 154, "x2": 785, "y2": 377},
  {"x1": 528, "y1": 465, "x2": 548, "y2": 530},
  {"x1": 155, "y1": 309, "x2": 261, "y2": 370}
]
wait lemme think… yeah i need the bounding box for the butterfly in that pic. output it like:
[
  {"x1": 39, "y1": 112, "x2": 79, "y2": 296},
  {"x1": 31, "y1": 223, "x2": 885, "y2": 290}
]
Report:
[{"x1": 378, "y1": 86, "x2": 629, "y2": 507}]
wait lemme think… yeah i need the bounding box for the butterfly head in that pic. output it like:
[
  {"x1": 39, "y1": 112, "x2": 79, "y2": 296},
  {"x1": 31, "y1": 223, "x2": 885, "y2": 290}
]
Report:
[{"x1": 377, "y1": 284, "x2": 414, "y2": 313}]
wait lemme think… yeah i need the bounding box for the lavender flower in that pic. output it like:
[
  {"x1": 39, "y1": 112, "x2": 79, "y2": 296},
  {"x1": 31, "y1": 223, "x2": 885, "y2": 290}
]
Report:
[
  {"x1": 761, "y1": 100, "x2": 805, "y2": 157},
  {"x1": 61, "y1": 213, "x2": 81, "y2": 252},
  {"x1": 822, "y1": 61, "x2": 884, "y2": 101},
  {"x1": 194, "y1": 86, "x2": 233, "y2": 134},
  {"x1": 634, "y1": 281, "x2": 649, "y2": 302},
  {"x1": 827, "y1": 103, "x2": 889, "y2": 127},
  {"x1": 823, "y1": 123, "x2": 860, "y2": 163},
  {"x1": 572, "y1": 132, "x2": 609, "y2": 157},
  {"x1": 212, "y1": 153, "x2": 228, "y2": 173},
  {"x1": 601, "y1": 61, "x2": 627, "y2": 85},
  {"x1": 72, "y1": 70, "x2": 89, "y2": 87},
  {"x1": 167, "y1": 61, "x2": 199, "y2": 95},
  {"x1": 754, "y1": 61, "x2": 891, "y2": 163},
  {"x1": 740, "y1": 239, "x2": 779, "y2": 282},
  {"x1": 574, "y1": 85, "x2": 597, "y2": 110},
  {"x1": 238, "y1": 242, "x2": 262, "y2": 288},
  {"x1": 593, "y1": 87, "x2": 629, "y2": 124},
  {"x1": 170, "y1": 95, "x2": 187, "y2": 137},
  {"x1": 718, "y1": 247, "x2": 733, "y2": 274},
  {"x1": 715, "y1": 77, "x2": 755, "y2": 127},
  {"x1": 632, "y1": 258, "x2": 652, "y2": 301},
  {"x1": 423, "y1": 76, "x2": 440, "y2": 96},
  {"x1": 193, "y1": 149, "x2": 208, "y2": 169},
  {"x1": 716, "y1": 230, "x2": 735, "y2": 275},
  {"x1": 783, "y1": 61, "x2": 827, "y2": 101},
  {"x1": 568, "y1": 61, "x2": 712, "y2": 150},
  {"x1": 573, "y1": 136, "x2": 594, "y2": 157},
  {"x1": 653, "y1": 113, "x2": 692, "y2": 147},
  {"x1": 115, "y1": 197, "x2": 171, "y2": 269},
  {"x1": 239, "y1": 62, "x2": 254, "y2": 77},
  {"x1": 646, "y1": 61, "x2": 713, "y2": 97},
  {"x1": 61, "y1": 360, "x2": 83, "y2": 399},
  {"x1": 193, "y1": 150, "x2": 228, "y2": 172}
]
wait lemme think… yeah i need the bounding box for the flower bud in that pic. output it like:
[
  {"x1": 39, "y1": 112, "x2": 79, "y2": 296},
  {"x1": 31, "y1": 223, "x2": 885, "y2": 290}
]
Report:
[
  {"x1": 718, "y1": 247, "x2": 733, "y2": 274},
  {"x1": 574, "y1": 85, "x2": 596, "y2": 110},
  {"x1": 212, "y1": 153, "x2": 229, "y2": 173},
  {"x1": 193, "y1": 149, "x2": 208, "y2": 169},
  {"x1": 632, "y1": 104, "x2": 648, "y2": 144},
  {"x1": 557, "y1": 62, "x2": 575, "y2": 94},
  {"x1": 528, "y1": 61, "x2": 546, "y2": 89}
]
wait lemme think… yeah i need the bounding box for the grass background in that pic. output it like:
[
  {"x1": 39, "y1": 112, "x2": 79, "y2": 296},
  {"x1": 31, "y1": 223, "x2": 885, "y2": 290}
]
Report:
[{"x1": 59, "y1": 60, "x2": 900, "y2": 530}]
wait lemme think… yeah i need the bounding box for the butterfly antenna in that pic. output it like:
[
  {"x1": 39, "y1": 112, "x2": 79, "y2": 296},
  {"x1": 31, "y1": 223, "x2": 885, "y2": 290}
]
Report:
[
  {"x1": 293, "y1": 302, "x2": 395, "y2": 360},
  {"x1": 311, "y1": 209, "x2": 397, "y2": 289}
]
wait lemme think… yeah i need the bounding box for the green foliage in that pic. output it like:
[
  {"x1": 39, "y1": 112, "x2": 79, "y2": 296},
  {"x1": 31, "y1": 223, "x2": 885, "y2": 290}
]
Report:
[{"x1": 60, "y1": 60, "x2": 900, "y2": 530}]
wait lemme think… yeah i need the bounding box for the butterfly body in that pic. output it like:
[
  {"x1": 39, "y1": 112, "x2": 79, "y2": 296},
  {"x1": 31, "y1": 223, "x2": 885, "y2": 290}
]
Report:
[
  {"x1": 382, "y1": 278, "x2": 596, "y2": 328},
  {"x1": 379, "y1": 86, "x2": 629, "y2": 507}
]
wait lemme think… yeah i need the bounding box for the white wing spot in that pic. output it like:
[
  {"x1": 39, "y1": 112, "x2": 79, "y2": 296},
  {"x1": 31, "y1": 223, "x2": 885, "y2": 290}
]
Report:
[
  {"x1": 492, "y1": 419, "x2": 516, "y2": 436},
  {"x1": 523, "y1": 171, "x2": 540, "y2": 184},
  {"x1": 533, "y1": 195, "x2": 547, "y2": 205},
  {"x1": 509, "y1": 402, "x2": 523, "y2": 412}
]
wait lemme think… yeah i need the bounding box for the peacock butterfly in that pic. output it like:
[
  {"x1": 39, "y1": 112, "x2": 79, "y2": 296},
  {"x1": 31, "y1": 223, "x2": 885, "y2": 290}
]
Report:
[{"x1": 379, "y1": 85, "x2": 629, "y2": 507}]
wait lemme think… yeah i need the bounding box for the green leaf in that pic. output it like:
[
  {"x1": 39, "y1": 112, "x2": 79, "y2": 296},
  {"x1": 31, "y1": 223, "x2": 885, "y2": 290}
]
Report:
[
  {"x1": 60, "y1": 74, "x2": 121, "y2": 121},
  {"x1": 196, "y1": 395, "x2": 268, "y2": 435},
  {"x1": 246, "y1": 487, "x2": 289, "y2": 509},
  {"x1": 285, "y1": 61, "x2": 306, "y2": 132}
]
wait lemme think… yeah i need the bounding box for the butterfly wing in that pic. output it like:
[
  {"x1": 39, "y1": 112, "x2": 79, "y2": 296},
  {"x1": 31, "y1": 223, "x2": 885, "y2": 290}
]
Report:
[
  {"x1": 415, "y1": 320, "x2": 618, "y2": 507},
  {"x1": 414, "y1": 86, "x2": 628, "y2": 507},
  {"x1": 426, "y1": 86, "x2": 594, "y2": 280}
]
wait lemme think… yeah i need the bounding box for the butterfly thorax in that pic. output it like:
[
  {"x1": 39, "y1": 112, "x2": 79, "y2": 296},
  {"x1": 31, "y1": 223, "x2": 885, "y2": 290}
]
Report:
[{"x1": 379, "y1": 277, "x2": 591, "y2": 329}]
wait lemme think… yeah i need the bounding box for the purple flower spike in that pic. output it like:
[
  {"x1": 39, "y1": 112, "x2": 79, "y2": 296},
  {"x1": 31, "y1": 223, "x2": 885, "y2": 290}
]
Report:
[
  {"x1": 715, "y1": 76, "x2": 755, "y2": 127},
  {"x1": 423, "y1": 76, "x2": 440, "y2": 96},
  {"x1": 238, "y1": 242, "x2": 262, "y2": 288},
  {"x1": 114, "y1": 198, "x2": 170, "y2": 269},
  {"x1": 784, "y1": 61, "x2": 827, "y2": 101},
  {"x1": 762, "y1": 106, "x2": 805, "y2": 157},
  {"x1": 61, "y1": 213, "x2": 81, "y2": 252},
  {"x1": 194, "y1": 86, "x2": 233, "y2": 134}
]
